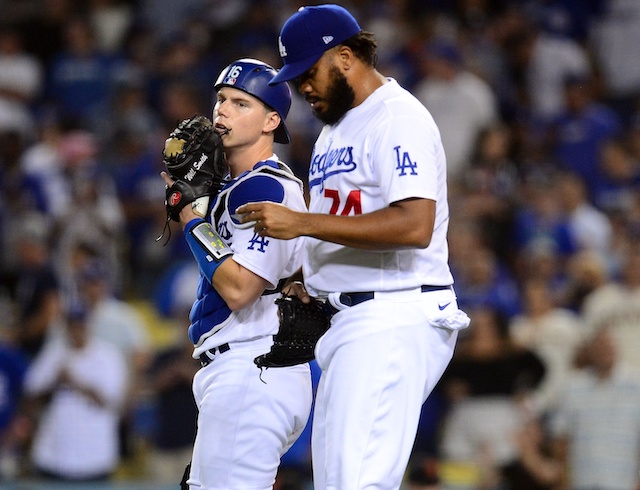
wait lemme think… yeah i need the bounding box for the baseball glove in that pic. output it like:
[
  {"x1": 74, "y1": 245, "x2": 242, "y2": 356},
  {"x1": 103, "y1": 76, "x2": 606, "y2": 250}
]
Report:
[
  {"x1": 254, "y1": 294, "x2": 331, "y2": 368},
  {"x1": 163, "y1": 115, "x2": 227, "y2": 222}
]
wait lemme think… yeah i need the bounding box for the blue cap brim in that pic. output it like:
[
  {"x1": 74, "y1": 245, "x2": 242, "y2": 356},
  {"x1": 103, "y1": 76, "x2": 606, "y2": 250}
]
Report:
[{"x1": 269, "y1": 53, "x2": 323, "y2": 85}]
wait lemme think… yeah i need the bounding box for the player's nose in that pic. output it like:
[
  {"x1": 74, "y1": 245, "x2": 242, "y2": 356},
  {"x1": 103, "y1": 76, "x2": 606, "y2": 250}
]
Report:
[
  {"x1": 297, "y1": 78, "x2": 312, "y2": 95},
  {"x1": 214, "y1": 99, "x2": 230, "y2": 118}
]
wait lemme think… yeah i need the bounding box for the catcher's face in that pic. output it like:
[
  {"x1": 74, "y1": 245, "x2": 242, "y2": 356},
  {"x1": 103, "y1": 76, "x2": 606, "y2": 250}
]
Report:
[
  {"x1": 297, "y1": 50, "x2": 355, "y2": 125},
  {"x1": 213, "y1": 87, "x2": 281, "y2": 148}
]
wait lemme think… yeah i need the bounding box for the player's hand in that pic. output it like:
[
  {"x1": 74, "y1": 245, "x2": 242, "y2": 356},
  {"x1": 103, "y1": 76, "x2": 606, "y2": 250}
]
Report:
[
  {"x1": 161, "y1": 172, "x2": 200, "y2": 226},
  {"x1": 236, "y1": 201, "x2": 304, "y2": 239},
  {"x1": 282, "y1": 280, "x2": 311, "y2": 304}
]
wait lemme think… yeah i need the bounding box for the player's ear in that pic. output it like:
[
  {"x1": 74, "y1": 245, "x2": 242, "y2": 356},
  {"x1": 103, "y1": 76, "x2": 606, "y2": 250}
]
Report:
[
  {"x1": 337, "y1": 45, "x2": 355, "y2": 71},
  {"x1": 263, "y1": 111, "x2": 281, "y2": 137}
]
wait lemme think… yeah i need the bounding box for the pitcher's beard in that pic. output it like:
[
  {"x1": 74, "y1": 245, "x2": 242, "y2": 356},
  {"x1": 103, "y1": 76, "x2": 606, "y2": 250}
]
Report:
[{"x1": 314, "y1": 66, "x2": 355, "y2": 125}]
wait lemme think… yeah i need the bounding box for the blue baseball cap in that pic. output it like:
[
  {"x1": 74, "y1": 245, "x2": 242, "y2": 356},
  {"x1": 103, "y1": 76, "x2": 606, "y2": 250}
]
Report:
[{"x1": 269, "y1": 4, "x2": 361, "y2": 85}]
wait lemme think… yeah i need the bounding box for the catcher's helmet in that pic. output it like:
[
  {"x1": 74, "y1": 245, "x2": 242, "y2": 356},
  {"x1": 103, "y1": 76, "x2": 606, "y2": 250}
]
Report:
[{"x1": 214, "y1": 58, "x2": 292, "y2": 144}]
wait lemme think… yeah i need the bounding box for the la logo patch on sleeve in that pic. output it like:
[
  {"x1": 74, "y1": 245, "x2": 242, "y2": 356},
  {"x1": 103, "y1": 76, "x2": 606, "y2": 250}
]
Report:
[{"x1": 394, "y1": 146, "x2": 418, "y2": 176}]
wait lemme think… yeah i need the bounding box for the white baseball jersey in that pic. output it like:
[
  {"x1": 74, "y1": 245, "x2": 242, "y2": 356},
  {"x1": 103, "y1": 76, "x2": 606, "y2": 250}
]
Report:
[
  {"x1": 303, "y1": 79, "x2": 454, "y2": 296},
  {"x1": 191, "y1": 158, "x2": 307, "y2": 358}
]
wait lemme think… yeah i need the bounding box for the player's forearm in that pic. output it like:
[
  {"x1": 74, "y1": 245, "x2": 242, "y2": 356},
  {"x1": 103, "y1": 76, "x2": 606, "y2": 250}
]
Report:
[
  {"x1": 303, "y1": 200, "x2": 435, "y2": 250},
  {"x1": 240, "y1": 198, "x2": 435, "y2": 250}
]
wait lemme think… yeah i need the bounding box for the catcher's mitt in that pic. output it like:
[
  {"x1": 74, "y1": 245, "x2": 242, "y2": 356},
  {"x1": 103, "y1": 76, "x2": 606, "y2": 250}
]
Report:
[
  {"x1": 162, "y1": 115, "x2": 227, "y2": 222},
  {"x1": 254, "y1": 295, "x2": 331, "y2": 369}
]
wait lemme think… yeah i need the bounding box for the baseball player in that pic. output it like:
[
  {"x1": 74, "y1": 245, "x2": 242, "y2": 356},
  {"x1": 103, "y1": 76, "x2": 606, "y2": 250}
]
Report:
[
  {"x1": 237, "y1": 5, "x2": 470, "y2": 490},
  {"x1": 161, "y1": 58, "x2": 312, "y2": 490}
]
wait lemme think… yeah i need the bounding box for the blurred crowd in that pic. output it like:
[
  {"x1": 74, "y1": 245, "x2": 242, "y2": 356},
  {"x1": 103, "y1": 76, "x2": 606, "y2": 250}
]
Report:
[{"x1": 0, "y1": 0, "x2": 640, "y2": 489}]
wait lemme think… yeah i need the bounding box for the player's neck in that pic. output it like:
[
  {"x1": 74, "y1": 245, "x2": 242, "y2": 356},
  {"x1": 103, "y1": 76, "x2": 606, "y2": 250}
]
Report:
[
  {"x1": 226, "y1": 141, "x2": 275, "y2": 177},
  {"x1": 351, "y1": 68, "x2": 388, "y2": 107}
]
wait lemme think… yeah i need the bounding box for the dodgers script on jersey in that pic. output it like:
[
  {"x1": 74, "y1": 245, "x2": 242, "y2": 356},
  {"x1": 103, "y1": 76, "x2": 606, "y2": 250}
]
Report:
[
  {"x1": 303, "y1": 79, "x2": 454, "y2": 295},
  {"x1": 191, "y1": 159, "x2": 307, "y2": 358}
]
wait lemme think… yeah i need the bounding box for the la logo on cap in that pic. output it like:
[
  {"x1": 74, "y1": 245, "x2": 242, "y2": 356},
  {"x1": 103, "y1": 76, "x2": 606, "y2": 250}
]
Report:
[{"x1": 278, "y1": 37, "x2": 287, "y2": 57}]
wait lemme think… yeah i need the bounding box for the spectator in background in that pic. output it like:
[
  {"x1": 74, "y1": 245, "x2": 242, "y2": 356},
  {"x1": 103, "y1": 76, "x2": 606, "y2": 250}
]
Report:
[
  {"x1": 592, "y1": 136, "x2": 640, "y2": 219},
  {"x1": 556, "y1": 170, "x2": 612, "y2": 255},
  {"x1": 149, "y1": 33, "x2": 218, "y2": 114},
  {"x1": 8, "y1": 215, "x2": 63, "y2": 360},
  {"x1": 559, "y1": 249, "x2": 609, "y2": 313},
  {"x1": 414, "y1": 39, "x2": 499, "y2": 182},
  {"x1": 550, "y1": 325, "x2": 640, "y2": 490},
  {"x1": 517, "y1": 238, "x2": 568, "y2": 299},
  {"x1": 519, "y1": 0, "x2": 604, "y2": 43},
  {"x1": 453, "y1": 245, "x2": 522, "y2": 319},
  {"x1": 509, "y1": 278, "x2": 584, "y2": 415},
  {"x1": 108, "y1": 116, "x2": 169, "y2": 296},
  {"x1": 501, "y1": 412, "x2": 562, "y2": 490},
  {"x1": 88, "y1": 0, "x2": 135, "y2": 56},
  {"x1": 77, "y1": 259, "x2": 151, "y2": 461},
  {"x1": 437, "y1": 305, "x2": 546, "y2": 490},
  {"x1": 156, "y1": 78, "x2": 208, "y2": 131},
  {"x1": 46, "y1": 16, "x2": 119, "y2": 129},
  {"x1": 137, "y1": 0, "x2": 219, "y2": 47},
  {"x1": 18, "y1": 117, "x2": 68, "y2": 220},
  {"x1": 0, "y1": 129, "x2": 43, "y2": 270},
  {"x1": 23, "y1": 305, "x2": 128, "y2": 482},
  {"x1": 99, "y1": 79, "x2": 161, "y2": 169},
  {"x1": 15, "y1": 0, "x2": 71, "y2": 68},
  {"x1": 548, "y1": 73, "x2": 622, "y2": 200},
  {"x1": 457, "y1": 123, "x2": 519, "y2": 260},
  {"x1": 510, "y1": 171, "x2": 578, "y2": 280},
  {"x1": 589, "y1": 0, "x2": 640, "y2": 123},
  {"x1": 502, "y1": 13, "x2": 591, "y2": 125},
  {"x1": 581, "y1": 244, "x2": 640, "y2": 377},
  {"x1": 0, "y1": 26, "x2": 43, "y2": 140},
  {"x1": 51, "y1": 129, "x2": 127, "y2": 296}
]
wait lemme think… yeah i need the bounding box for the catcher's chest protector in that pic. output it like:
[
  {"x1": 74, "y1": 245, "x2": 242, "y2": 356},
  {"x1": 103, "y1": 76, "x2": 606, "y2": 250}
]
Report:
[{"x1": 211, "y1": 160, "x2": 303, "y2": 228}]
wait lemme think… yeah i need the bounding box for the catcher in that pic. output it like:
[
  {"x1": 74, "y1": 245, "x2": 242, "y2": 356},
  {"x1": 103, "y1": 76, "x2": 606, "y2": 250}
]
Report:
[{"x1": 160, "y1": 58, "x2": 313, "y2": 490}]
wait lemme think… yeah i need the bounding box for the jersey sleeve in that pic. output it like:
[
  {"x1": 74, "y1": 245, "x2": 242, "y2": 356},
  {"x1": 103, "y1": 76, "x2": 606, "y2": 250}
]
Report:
[
  {"x1": 227, "y1": 175, "x2": 285, "y2": 226},
  {"x1": 370, "y1": 112, "x2": 441, "y2": 205},
  {"x1": 227, "y1": 175, "x2": 305, "y2": 288}
]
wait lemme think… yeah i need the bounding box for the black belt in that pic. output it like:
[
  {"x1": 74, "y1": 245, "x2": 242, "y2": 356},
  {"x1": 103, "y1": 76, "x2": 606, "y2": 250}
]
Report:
[
  {"x1": 324, "y1": 285, "x2": 451, "y2": 316},
  {"x1": 199, "y1": 343, "x2": 230, "y2": 367}
]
